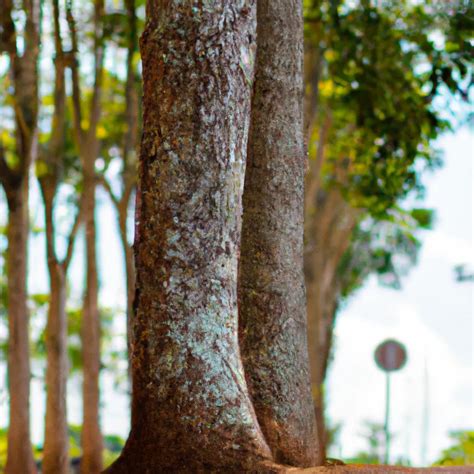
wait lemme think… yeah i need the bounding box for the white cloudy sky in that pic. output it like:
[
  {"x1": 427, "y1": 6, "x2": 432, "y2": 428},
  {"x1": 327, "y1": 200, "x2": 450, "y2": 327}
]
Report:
[
  {"x1": 1, "y1": 124, "x2": 471, "y2": 467},
  {"x1": 326, "y1": 127, "x2": 473, "y2": 465}
]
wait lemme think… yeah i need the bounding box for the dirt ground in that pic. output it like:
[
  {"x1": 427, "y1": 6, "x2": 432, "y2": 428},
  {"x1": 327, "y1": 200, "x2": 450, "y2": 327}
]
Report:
[{"x1": 284, "y1": 465, "x2": 473, "y2": 474}]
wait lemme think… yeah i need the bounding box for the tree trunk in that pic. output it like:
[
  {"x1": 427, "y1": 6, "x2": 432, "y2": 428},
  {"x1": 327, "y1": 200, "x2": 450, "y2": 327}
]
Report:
[
  {"x1": 1, "y1": 1, "x2": 40, "y2": 471},
  {"x1": 40, "y1": 181, "x2": 70, "y2": 474},
  {"x1": 43, "y1": 263, "x2": 69, "y2": 474},
  {"x1": 81, "y1": 170, "x2": 103, "y2": 474},
  {"x1": 118, "y1": 205, "x2": 135, "y2": 369},
  {"x1": 5, "y1": 180, "x2": 36, "y2": 474},
  {"x1": 105, "y1": 2, "x2": 275, "y2": 472},
  {"x1": 239, "y1": 1, "x2": 320, "y2": 467},
  {"x1": 304, "y1": 185, "x2": 358, "y2": 456}
]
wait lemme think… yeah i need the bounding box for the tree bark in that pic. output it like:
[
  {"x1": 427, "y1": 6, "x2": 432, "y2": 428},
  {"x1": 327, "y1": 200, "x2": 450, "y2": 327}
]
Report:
[
  {"x1": 105, "y1": 2, "x2": 275, "y2": 472},
  {"x1": 0, "y1": 1, "x2": 40, "y2": 472},
  {"x1": 81, "y1": 168, "x2": 103, "y2": 474},
  {"x1": 239, "y1": 1, "x2": 320, "y2": 467},
  {"x1": 40, "y1": 175, "x2": 82, "y2": 474},
  {"x1": 118, "y1": 202, "x2": 135, "y2": 366},
  {"x1": 5, "y1": 180, "x2": 37, "y2": 474},
  {"x1": 304, "y1": 183, "x2": 359, "y2": 457},
  {"x1": 43, "y1": 260, "x2": 69, "y2": 474},
  {"x1": 39, "y1": 2, "x2": 74, "y2": 469},
  {"x1": 39, "y1": 180, "x2": 68, "y2": 474},
  {"x1": 65, "y1": 1, "x2": 105, "y2": 470}
]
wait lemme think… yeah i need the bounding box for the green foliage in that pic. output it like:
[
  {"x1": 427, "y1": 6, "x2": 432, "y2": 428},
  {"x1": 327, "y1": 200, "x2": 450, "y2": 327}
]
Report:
[
  {"x1": 305, "y1": 0, "x2": 472, "y2": 215},
  {"x1": 338, "y1": 207, "x2": 434, "y2": 298},
  {"x1": 433, "y1": 431, "x2": 474, "y2": 466},
  {"x1": 344, "y1": 420, "x2": 409, "y2": 466},
  {"x1": 304, "y1": 0, "x2": 472, "y2": 302},
  {"x1": 345, "y1": 421, "x2": 386, "y2": 465},
  {"x1": 0, "y1": 428, "x2": 6, "y2": 472}
]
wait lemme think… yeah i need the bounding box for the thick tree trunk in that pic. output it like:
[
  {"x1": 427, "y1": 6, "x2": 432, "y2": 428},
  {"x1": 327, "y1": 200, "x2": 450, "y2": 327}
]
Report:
[
  {"x1": 239, "y1": 1, "x2": 320, "y2": 467},
  {"x1": 5, "y1": 180, "x2": 36, "y2": 474},
  {"x1": 105, "y1": 2, "x2": 275, "y2": 472},
  {"x1": 81, "y1": 170, "x2": 103, "y2": 474}
]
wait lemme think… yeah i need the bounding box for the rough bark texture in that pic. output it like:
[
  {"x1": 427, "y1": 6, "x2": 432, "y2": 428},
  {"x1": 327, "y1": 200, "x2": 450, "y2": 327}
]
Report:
[
  {"x1": 239, "y1": 0, "x2": 320, "y2": 467},
  {"x1": 105, "y1": 2, "x2": 277, "y2": 472}
]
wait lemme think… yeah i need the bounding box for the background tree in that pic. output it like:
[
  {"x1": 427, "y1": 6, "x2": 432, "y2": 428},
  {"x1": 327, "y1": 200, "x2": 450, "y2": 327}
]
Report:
[
  {"x1": 100, "y1": 0, "x2": 141, "y2": 377},
  {"x1": 66, "y1": 0, "x2": 106, "y2": 471},
  {"x1": 37, "y1": 0, "x2": 83, "y2": 471},
  {"x1": 0, "y1": 1, "x2": 41, "y2": 472},
  {"x1": 302, "y1": 0, "x2": 473, "y2": 454},
  {"x1": 239, "y1": 0, "x2": 319, "y2": 467}
]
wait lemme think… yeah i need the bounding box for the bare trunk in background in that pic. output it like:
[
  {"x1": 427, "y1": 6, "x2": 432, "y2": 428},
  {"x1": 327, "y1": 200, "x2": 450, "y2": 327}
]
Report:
[
  {"x1": 302, "y1": 32, "x2": 362, "y2": 455},
  {"x1": 239, "y1": 0, "x2": 320, "y2": 467},
  {"x1": 40, "y1": 176, "x2": 82, "y2": 474},
  {"x1": 304, "y1": 181, "x2": 359, "y2": 455},
  {"x1": 101, "y1": 0, "x2": 139, "y2": 383},
  {"x1": 42, "y1": 251, "x2": 69, "y2": 474},
  {"x1": 5, "y1": 182, "x2": 36, "y2": 474},
  {"x1": 0, "y1": 1, "x2": 40, "y2": 472},
  {"x1": 81, "y1": 166, "x2": 103, "y2": 474},
  {"x1": 105, "y1": 2, "x2": 278, "y2": 472},
  {"x1": 66, "y1": 1, "x2": 105, "y2": 470}
]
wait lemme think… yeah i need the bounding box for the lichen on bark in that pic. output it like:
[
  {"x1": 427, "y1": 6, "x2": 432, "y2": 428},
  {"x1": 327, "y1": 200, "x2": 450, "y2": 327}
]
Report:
[{"x1": 105, "y1": 2, "x2": 273, "y2": 472}]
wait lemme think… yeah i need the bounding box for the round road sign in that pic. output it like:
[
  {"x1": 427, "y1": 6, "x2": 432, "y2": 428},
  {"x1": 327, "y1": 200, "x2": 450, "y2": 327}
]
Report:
[{"x1": 374, "y1": 339, "x2": 407, "y2": 372}]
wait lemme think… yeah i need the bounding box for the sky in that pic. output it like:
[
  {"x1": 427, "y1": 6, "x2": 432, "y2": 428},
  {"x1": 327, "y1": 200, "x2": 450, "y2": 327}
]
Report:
[
  {"x1": 0, "y1": 124, "x2": 472, "y2": 467},
  {"x1": 326, "y1": 126, "x2": 473, "y2": 465}
]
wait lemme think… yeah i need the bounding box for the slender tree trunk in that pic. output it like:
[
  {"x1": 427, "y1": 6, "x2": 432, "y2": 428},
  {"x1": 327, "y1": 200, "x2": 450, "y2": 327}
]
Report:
[
  {"x1": 82, "y1": 169, "x2": 103, "y2": 474},
  {"x1": 65, "y1": 2, "x2": 104, "y2": 469},
  {"x1": 39, "y1": 180, "x2": 70, "y2": 474},
  {"x1": 1, "y1": 2, "x2": 40, "y2": 472},
  {"x1": 5, "y1": 180, "x2": 36, "y2": 474},
  {"x1": 118, "y1": 205, "x2": 135, "y2": 365},
  {"x1": 239, "y1": 1, "x2": 320, "y2": 467},
  {"x1": 43, "y1": 262, "x2": 69, "y2": 474},
  {"x1": 105, "y1": 2, "x2": 277, "y2": 472}
]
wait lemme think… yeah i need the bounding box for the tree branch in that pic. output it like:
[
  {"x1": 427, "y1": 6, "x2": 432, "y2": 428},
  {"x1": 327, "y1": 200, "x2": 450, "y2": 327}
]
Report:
[
  {"x1": 65, "y1": 0, "x2": 85, "y2": 152},
  {"x1": 39, "y1": 177, "x2": 59, "y2": 266},
  {"x1": 62, "y1": 195, "x2": 84, "y2": 271},
  {"x1": 0, "y1": 142, "x2": 21, "y2": 191},
  {"x1": 87, "y1": 0, "x2": 105, "y2": 141},
  {"x1": 99, "y1": 175, "x2": 119, "y2": 209}
]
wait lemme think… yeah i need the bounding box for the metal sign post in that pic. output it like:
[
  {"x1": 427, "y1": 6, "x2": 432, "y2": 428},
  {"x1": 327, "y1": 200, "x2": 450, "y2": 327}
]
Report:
[{"x1": 374, "y1": 339, "x2": 408, "y2": 465}]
